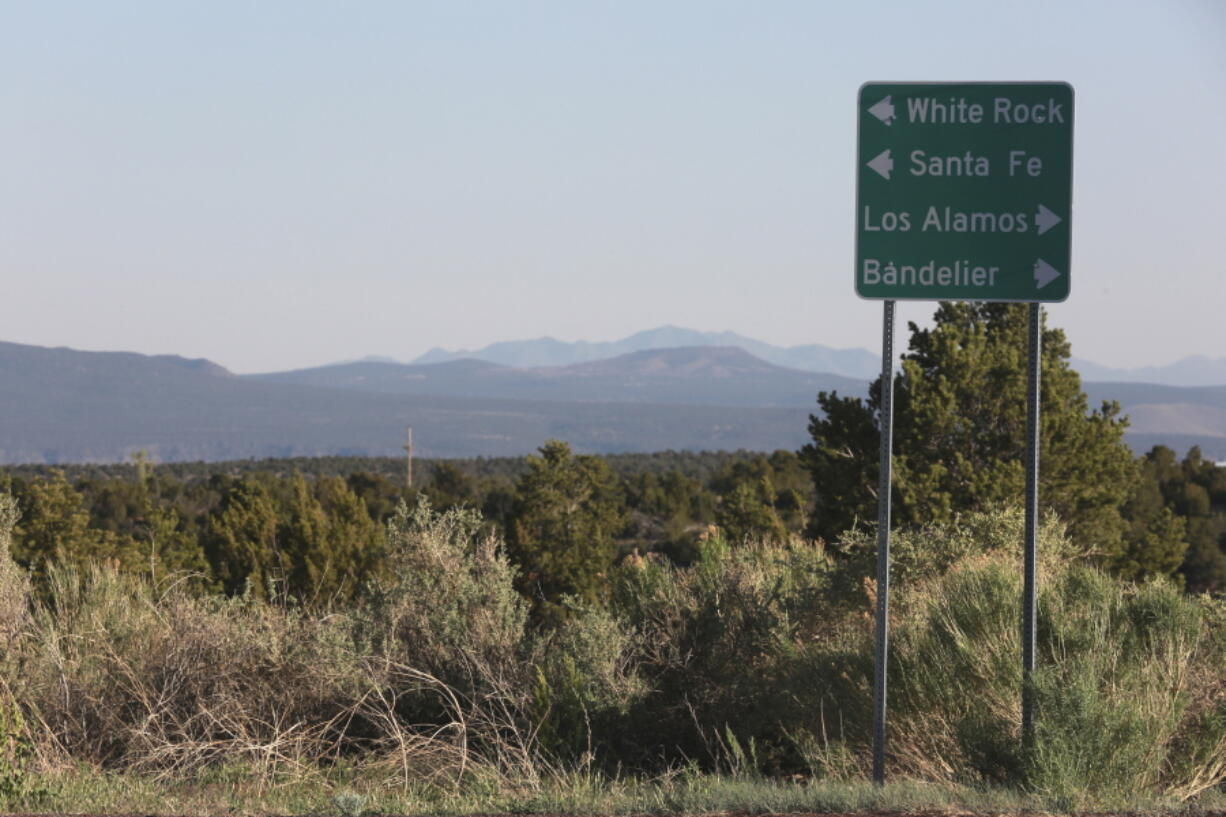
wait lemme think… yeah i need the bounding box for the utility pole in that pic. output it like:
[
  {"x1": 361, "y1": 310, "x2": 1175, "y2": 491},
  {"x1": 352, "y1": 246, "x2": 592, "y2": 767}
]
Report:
[{"x1": 403, "y1": 427, "x2": 414, "y2": 490}]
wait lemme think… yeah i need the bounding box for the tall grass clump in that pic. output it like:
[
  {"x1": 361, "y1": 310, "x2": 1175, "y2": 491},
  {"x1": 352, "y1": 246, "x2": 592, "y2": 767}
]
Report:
[
  {"x1": 873, "y1": 512, "x2": 1226, "y2": 805},
  {"x1": 355, "y1": 498, "x2": 545, "y2": 788},
  {"x1": 603, "y1": 530, "x2": 839, "y2": 773},
  {"x1": 1029, "y1": 571, "x2": 1226, "y2": 804},
  {"x1": 0, "y1": 497, "x2": 552, "y2": 791},
  {"x1": 19, "y1": 562, "x2": 366, "y2": 775},
  {"x1": 0, "y1": 495, "x2": 37, "y2": 797}
]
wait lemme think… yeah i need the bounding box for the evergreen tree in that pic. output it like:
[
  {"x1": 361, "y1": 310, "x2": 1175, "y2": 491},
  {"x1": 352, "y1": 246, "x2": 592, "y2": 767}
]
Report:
[
  {"x1": 204, "y1": 478, "x2": 280, "y2": 598},
  {"x1": 210, "y1": 474, "x2": 385, "y2": 605},
  {"x1": 1142, "y1": 446, "x2": 1226, "y2": 592},
  {"x1": 12, "y1": 472, "x2": 141, "y2": 587},
  {"x1": 709, "y1": 452, "x2": 810, "y2": 541},
  {"x1": 801, "y1": 303, "x2": 1183, "y2": 576},
  {"x1": 715, "y1": 479, "x2": 789, "y2": 544},
  {"x1": 345, "y1": 471, "x2": 404, "y2": 524},
  {"x1": 277, "y1": 475, "x2": 332, "y2": 602},
  {"x1": 425, "y1": 461, "x2": 479, "y2": 510},
  {"x1": 312, "y1": 475, "x2": 384, "y2": 600},
  {"x1": 506, "y1": 440, "x2": 625, "y2": 621},
  {"x1": 140, "y1": 496, "x2": 210, "y2": 586}
]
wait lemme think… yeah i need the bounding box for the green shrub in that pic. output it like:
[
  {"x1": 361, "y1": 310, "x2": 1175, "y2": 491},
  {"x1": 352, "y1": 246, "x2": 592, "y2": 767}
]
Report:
[
  {"x1": 20, "y1": 562, "x2": 367, "y2": 772},
  {"x1": 0, "y1": 688, "x2": 36, "y2": 798},
  {"x1": 368, "y1": 498, "x2": 530, "y2": 694},
  {"x1": 603, "y1": 531, "x2": 836, "y2": 771},
  {"x1": 531, "y1": 605, "x2": 646, "y2": 760},
  {"x1": 0, "y1": 495, "x2": 30, "y2": 649},
  {"x1": 871, "y1": 524, "x2": 1225, "y2": 803},
  {"x1": 1027, "y1": 570, "x2": 1222, "y2": 804},
  {"x1": 359, "y1": 498, "x2": 545, "y2": 784}
]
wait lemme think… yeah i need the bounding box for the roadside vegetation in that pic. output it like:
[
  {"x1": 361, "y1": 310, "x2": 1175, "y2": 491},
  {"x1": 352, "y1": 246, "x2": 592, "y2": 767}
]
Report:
[{"x1": 0, "y1": 303, "x2": 1222, "y2": 814}]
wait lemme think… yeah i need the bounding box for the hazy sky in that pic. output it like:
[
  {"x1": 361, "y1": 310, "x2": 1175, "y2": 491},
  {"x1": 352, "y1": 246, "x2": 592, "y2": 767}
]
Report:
[{"x1": 3, "y1": 1, "x2": 1223, "y2": 374}]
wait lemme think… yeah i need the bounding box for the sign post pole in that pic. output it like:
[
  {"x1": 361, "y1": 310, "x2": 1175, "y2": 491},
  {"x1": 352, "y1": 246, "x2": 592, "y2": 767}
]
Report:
[
  {"x1": 1022, "y1": 302, "x2": 1042, "y2": 746},
  {"x1": 872, "y1": 299, "x2": 896, "y2": 785}
]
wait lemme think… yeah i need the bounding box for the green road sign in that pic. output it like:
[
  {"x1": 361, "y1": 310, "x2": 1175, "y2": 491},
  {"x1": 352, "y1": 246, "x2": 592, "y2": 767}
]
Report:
[{"x1": 856, "y1": 82, "x2": 1073, "y2": 302}]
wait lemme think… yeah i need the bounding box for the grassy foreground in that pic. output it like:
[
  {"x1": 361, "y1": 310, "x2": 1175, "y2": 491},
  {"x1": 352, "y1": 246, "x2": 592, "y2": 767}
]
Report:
[
  {"x1": 0, "y1": 495, "x2": 1223, "y2": 814},
  {"x1": 8, "y1": 768, "x2": 1226, "y2": 816}
]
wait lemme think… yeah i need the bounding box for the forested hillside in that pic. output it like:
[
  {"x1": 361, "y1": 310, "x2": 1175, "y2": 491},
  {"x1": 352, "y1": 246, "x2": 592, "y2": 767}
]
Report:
[{"x1": 2, "y1": 438, "x2": 1223, "y2": 599}]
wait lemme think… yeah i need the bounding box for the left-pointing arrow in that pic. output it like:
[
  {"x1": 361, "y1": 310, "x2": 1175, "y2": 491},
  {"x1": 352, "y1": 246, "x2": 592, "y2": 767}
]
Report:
[
  {"x1": 1034, "y1": 258, "x2": 1062, "y2": 289},
  {"x1": 867, "y1": 149, "x2": 893, "y2": 180},
  {"x1": 868, "y1": 96, "x2": 895, "y2": 126}
]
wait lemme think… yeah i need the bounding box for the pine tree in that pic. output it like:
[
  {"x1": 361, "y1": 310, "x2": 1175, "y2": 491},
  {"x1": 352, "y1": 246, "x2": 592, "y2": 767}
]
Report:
[
  {"x1": 140, "y1": 497, "x2": 210, "y2": 587},
  {"x1": 425, "y1": 461, "x2": 479, "y2": 510},
  {"x1": 204, "y1": 478, "x2": 280, "y2": 598},
  {"x1": 1142, "y1": 446, "x2": 1226, "y2": 592},
  {"x1": 311, "y1": 475, "x2": 384, "y2": 601},
  {"x1": 801, "y1": 303, "x2": 1184, "y2": 576},
  {"x1": 506, "y1": 440, "x2": 625, "y2": 622},
  {"x1": 12, "y1": 472, "x2": 141, "y2": 587}
]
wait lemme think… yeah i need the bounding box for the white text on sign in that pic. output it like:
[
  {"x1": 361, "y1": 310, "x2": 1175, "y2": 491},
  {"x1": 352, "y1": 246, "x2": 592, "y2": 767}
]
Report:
[{"x1": 899, "y1": 97, "x2": 1066, "y2": 125}]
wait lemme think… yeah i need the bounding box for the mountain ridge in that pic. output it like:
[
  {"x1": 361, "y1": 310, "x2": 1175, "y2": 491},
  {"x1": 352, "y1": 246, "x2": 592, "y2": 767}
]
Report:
[
  {"x1": 0, "y1": 340, "x2": 813, "y2": 464},
  {"x1": 2, "y1": 338, "x2": 1224, "y2": 464},
  {"x1": 399, "y1": 326, "x2": 1226, "y2": 388},
  {"x1": 254, "y1": 346, "x2": 868, "y2": 408},
  {"x1": 409, "y1": 325, "x2": 885, "y2": 380},
  {"x1": 1071, "y1": 355, "x2": 1226, "y2": 388}
]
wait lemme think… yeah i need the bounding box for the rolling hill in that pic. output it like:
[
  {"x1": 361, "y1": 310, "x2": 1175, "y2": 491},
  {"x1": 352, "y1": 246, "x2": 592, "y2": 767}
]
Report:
[
  {"x1": 253, "y1": 346, "x2": 868, "y2": 408},
  {"x1": 0, "y1": 341, "x2": 812, "y2": 464}
]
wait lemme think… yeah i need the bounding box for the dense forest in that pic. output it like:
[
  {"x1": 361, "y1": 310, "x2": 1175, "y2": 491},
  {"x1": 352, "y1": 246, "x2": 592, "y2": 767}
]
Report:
[
  {"x1": 0, "y1": 437, "x2": 1223, "y2": 607},
  {"x1": 0, "y1": 447, "x2": 810, "y2": 607}
]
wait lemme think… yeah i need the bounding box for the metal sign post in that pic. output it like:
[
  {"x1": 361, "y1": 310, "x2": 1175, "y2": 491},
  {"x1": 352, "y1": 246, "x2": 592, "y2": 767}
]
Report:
[
  {"x1": 872, "y1": 299, "x2": 896, "y2": 786},
  {"x1": 1022, "y1": 302, "x2": 1042, "y2": 745}
]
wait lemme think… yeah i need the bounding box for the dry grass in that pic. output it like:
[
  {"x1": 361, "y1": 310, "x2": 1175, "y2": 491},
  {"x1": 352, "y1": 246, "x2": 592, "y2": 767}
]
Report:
[{"x1": 0, "y1": 499, "x2": 550, "y2": 795}]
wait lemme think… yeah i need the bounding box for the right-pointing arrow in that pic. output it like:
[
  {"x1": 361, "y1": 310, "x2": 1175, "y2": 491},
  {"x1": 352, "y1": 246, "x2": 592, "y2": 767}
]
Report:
[
  {"x1": 1034, "y1": 258, "x2": 1062, "y2": 289},
  {"x1": 867, "y1": 149, "x2": 893, "y2": 180},
  {"x1": 1035, "y1": 204, "x2": 1062, "y2": 235}
]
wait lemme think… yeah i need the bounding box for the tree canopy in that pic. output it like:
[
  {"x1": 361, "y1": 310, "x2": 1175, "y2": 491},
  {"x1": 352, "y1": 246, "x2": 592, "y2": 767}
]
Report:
[
  {"x1": 801, "y1": 302, "x2": 1187, "y2": 579},
  {"x1": 505, "y1": 440, "x2": 626, "y2": 622}
]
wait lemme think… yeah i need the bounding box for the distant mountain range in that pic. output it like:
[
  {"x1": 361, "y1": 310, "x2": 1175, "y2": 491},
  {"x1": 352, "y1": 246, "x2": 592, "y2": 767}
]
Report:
[
  {"x1": 2, "y1": 334, "x2": 1224, "y2": 465},
  {"x1": 1070, "y1": 355, "x2": 1226, "y2": 388},
  {"x1": 258, "y1": 346, "x2": 866, "y2": 408},
  {"x1": 407, "y1": 325, "x2": 884, "y2": 380},
  {"x1": 0, "y1": 342, "x2": 813, "y2": 465},
  {"x1": 396, "y1": 325, "x2": 1226, "y2": 388}
]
